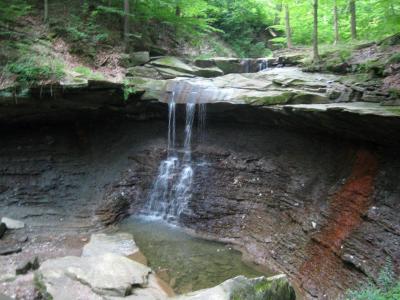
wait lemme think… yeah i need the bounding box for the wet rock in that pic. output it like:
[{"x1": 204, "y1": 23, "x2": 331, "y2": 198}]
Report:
[
  {"x1": 1, "y1": 217, "x2": 25, "y2": 229},
  {"x1": 96, "y1": 194, "x2": 131, "y2": 226},
  {"x1": 38, "y1": 253, "x2": 152, "y2": 297},
  {"x1": 193, "y1": 67, "x2": 224, "y2": 78},
  {"x1": 82, "y1": 233, "x2": 139, "y2": 257},
  {"x1": 0, "y1": 222, "x2": 6, "y2": 238},
  {"x1": 16, "y1": 257, "x2": 40, "y2": 275}
]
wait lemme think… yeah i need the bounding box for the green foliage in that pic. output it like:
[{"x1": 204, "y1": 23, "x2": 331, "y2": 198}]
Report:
[
  {"x1": 387, "y1": 53, "x2": 400, "y2": 65},
  {"x1": 206, "y1": 0, "x2": 274, "y2": 57},
  {"x1": 347, "y1": 259, "x2": 400, "y2": 300},
  {"x1": 123, "y1": 79, "x2": 136, "y2": 101},
  {"x1": 275, "y1": 0, "x2": 399, "y2": 46},
  {"x1": 0, "y1": 0, "x2": 31, "y2": 24}
]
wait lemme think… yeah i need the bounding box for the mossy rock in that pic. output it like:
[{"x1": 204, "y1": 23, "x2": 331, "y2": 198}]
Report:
[
  {"x1": 193, "y1": 67, "x2": 224, "y2": 78},
  {"x1": 231, "y1": 275, "x2": 296, "y2": 300},
  {"x1": 150, "y1": 57, "x2": 194, "y2": 74},
  {"x1": 244, "y1": 92, "x2": 296, "y2": 106}
]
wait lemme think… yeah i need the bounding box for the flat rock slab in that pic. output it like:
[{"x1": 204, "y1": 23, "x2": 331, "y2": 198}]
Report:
[
  {"x1": 277, "y1": 102, "x2": 400, "y2": 117},
  {"x1": 39, "y1": 253, "x2": 151, "y2": 297},
  {"x1": 82, "y1": 233, "x2": 139, "y2": 257},
  {"x1": 1, "y1": 217, "x2": 25, "y2": 229}
]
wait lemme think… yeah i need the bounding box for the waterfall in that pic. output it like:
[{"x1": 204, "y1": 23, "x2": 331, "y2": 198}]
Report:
[{"x1": 146, "y1": 89, "x2": 205, "y2": 221}]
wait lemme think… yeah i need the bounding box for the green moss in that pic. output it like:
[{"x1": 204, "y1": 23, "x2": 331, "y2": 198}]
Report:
[
  {"x1": 385, "y1": 107, "x2": 400, "y2": 116},
  {"x1": 73, "y1": 66, "x2": 105, "y2": 80},
  {"x1": 34, "y1": 273, "x2": 53, "y2": 300},
  {"x1": 244, "y1": 92, "x2": 296, "y2": 106}
]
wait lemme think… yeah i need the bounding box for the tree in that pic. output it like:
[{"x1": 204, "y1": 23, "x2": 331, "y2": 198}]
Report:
[
  {"x1": 284, "y1": 4, "x2": 292, "y2": 48},
  {"x1": 44, "y1": 0, "x2": 48, "y2": 22},
  {"x1": 124, "y1": 0, "x2": 129, "y2": 50},
  {"x1": 312, "y1": 0, "x2": 320, "y2": 62},
  {"x1": 349, "y1": 0, "x2": 357, "y2": 39},
  {"x1": 333, "y1": 0, "x2": 339, "y2": 44}
]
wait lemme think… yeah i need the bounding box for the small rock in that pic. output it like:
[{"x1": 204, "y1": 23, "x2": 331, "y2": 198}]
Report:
[
  {"x1": 17, "y1": 235, "x2": 29, "y2": 243},
  {"x1": 1, "y1": 217, "x2": 25, "y2": 229},
  {"x1": 311, "y1": 221, "x2": 317, "y2": 229},
  {"x1": 0, "y1": 246, "x2": 22, "y2": 256},
  {"x1": 0, "y1": 223, "x2": 6, "y2": 238}
]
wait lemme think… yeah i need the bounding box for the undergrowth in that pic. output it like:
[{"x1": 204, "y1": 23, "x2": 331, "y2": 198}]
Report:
[
  {"x1": 3, "y1": 43, "x2": 65, "y2": 86},
  {"x1": 347, "y1": 259, "x2": 400, "y2": 300}
]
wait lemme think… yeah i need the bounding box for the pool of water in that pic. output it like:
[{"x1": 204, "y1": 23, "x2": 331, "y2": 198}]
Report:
[{"x1": 118, "y1": 216, "x2": 270, "y2": 294}]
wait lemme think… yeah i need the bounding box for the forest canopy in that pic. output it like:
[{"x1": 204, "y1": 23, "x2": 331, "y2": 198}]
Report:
[{"x1": 0, "y1": 0, "x2": 399, "y2": 58}]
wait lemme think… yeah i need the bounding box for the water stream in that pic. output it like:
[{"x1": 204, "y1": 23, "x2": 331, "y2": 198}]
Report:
[{"x1": 146, "y1": 88, "x2": 205, "y2": 221}]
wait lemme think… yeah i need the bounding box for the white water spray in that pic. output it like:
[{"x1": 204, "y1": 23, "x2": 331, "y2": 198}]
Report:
[{"x1": 146, "y1": 88, "x2": 205, "y2": 221}]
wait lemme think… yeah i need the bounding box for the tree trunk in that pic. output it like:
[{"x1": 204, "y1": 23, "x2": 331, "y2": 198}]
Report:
[
  {"x1": 124, "y1": 0, "x2": 130, "y2": 51},
  {"x1": 176, "y1": 6, "x2": 181, "y2": 17},
  {"x1": 350, "y1": 0, "x2": 357, "y2": 40},
  {"x1": 285, "y1": 4, "x2": 292, "y2": 49},
  {"x1": 44, "y1": 0, "x2": 48, "y2": 22},
  {"x1": 313, "y1": 0, "x2": 320, "y2": 62},
  {"x1": 333, "y1": 0, "x2": 339, "y2": 45}
]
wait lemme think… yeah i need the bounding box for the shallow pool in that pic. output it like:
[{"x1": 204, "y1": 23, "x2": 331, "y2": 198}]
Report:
[{"x1": 118, "y1": 216, "x2": 269, "y2": 294}]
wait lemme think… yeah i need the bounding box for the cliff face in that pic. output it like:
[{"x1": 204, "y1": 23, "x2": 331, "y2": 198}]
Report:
[
  {"x1": 0, "y1": 78, "x2": 399, "y2": 299},
  {"x1": 2, "y1": 111, "x2": 397, "y2": 299}
]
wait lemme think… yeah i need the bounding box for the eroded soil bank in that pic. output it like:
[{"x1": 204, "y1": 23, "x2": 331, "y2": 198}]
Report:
[{"x1": 0, "y1": 105, "x2": 399, "y2": 299}]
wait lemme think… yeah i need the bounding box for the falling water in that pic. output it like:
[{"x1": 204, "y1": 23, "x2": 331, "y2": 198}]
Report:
[
  {"x1": 167, "y1": 92, "x2": 176, "y2": 152},
  {"x1": 146, "y1": 88, "x2": 205, "y2": 221}
]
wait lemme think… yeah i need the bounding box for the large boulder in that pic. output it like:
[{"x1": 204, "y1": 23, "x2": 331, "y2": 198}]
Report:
[
  {"x1": 1, "y1": 217, "x2": 25, "y2": 229},
  {"x1": 120, "y1": 51, "x2": 150, "y2": 67},
  {"x1": 148, "y1": 57, "x2": 224, "y2": 79},
  {"x1": 150, "y1": 57, "x2": 195, "y2": 75},
  {"x1": 38, "y1": 253, "x2": 152, "y2": 298}
]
